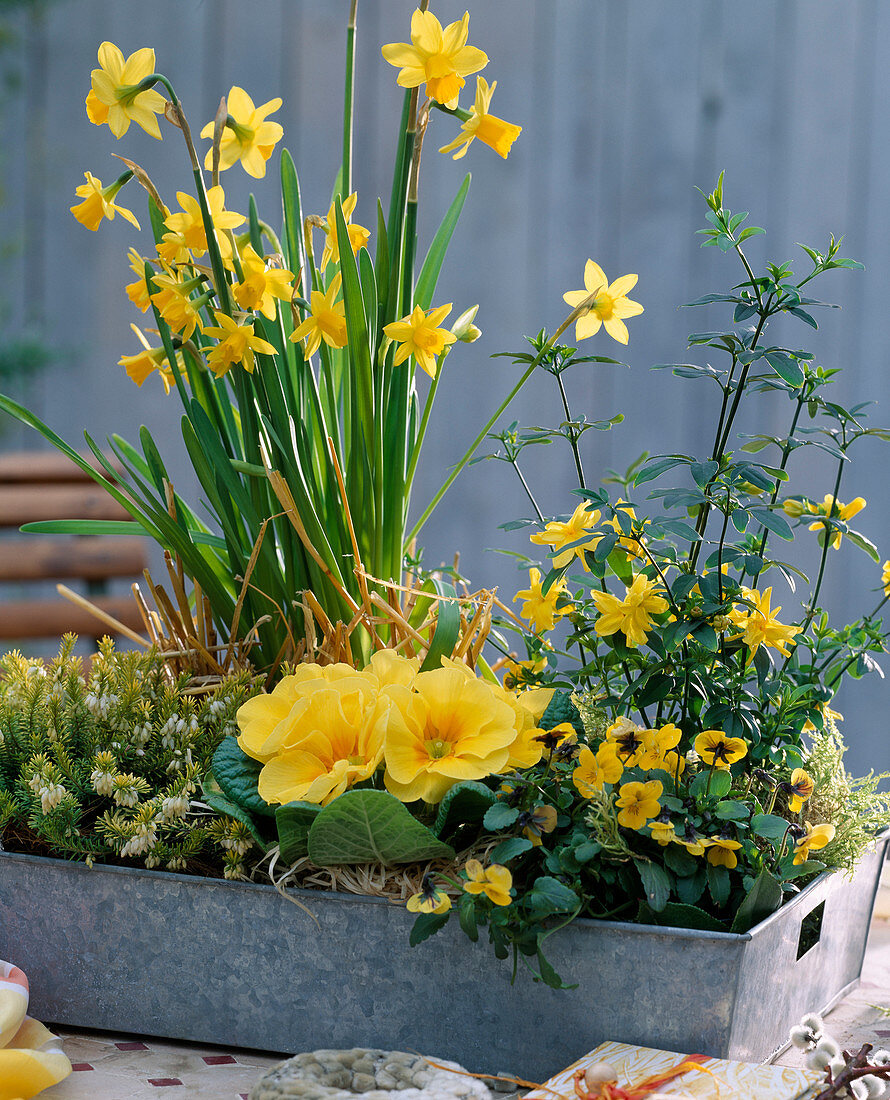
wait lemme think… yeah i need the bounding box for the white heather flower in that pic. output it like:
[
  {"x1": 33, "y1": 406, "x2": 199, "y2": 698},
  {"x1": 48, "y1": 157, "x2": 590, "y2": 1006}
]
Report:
[
  {"x1": 91, "y1": 768, "x2": 116, "y2": 797},
  {"x1": 39, "y1": 784, "x2": 66, "y2": 813},
  {"x1": 161, "y1": 794, "x2": 190, "y2": 819},
  {"x1": 27, "y1": 773, "x2": 43, "y2": 795},
  {"x1": 223, "y1": 860, "x2": 246, "y2": 880},
  {"x1": 144, "y1": 853, "x2": 161, "y2": 869},
  {"x1": 167, "y1": 856, "x2": 186, "y2": 871}
]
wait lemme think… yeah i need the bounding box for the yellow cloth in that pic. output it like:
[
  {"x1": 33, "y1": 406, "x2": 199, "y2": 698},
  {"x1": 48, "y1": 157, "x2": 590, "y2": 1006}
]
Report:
[{"x1": 0, "y1": 962, "x2": 71, "y2": 1099}]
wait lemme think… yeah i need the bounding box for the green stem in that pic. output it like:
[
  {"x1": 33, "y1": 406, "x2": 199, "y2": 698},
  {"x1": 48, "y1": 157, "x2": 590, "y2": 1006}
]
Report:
[
  {"x1": 800, "y1": 450, "x2": 846, "y2": 637},
  {"x1": 405, "y1": 349, "x2": 447, "y2": 496},
  {"x1": 512, "y1": 459, "x2": 545, "y2": 522},
  {"x1": 555, "y1": 371, "x2": 585, "y2": 489}
]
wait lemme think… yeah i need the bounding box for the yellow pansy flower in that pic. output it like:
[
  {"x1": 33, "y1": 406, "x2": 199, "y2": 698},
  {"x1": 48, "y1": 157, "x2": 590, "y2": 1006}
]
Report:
[
  {"x1": 562, "y1": 260, "x2": 644, "y2": 345},
  {"x1": 290, "y1": 275, "x2": 349, "y2": 357},
  {"x1": 85, "y1": 42, "x2": 167, "y2": 139},
  {"x1": 70, "y1": 172, "x2": 140, "y2": 232},
  {"x1": 615, "y1": 779, "x2": 663, "y2": 830},
  {"x1": 787, "y1": 768, "x2": 815, "y2": 813},
  {"x1": 520, "y1": 804, "x2": 558, "y2": 847},
  {"x1": 706, "y1": 837, "x2": 743, "y2": 868},
  {"x1": 439, "y1": 77, "x2": 521, "y2": 160},
  {"x1": 383, "y1": 666, "x2": 518, "y2": 804},
  {"x1": 694, "y1": 729, "x2": 748, "y2": 769},
  {"x1": 318, "y1": 193, "x2": 371, "y2": 273},
  {"x1": 634, "y1": 723, "x2": 682, "y2": 771},
  {"x1": 160, "y1": 186, "x2": 245, "y2": 263},
  {"x1": 572, "y1": 746, "x2": 610, "y2": 798},
  {"x1": 463, "y1": 860, "x2": 512, "y2": 906},
  {"x1": 200, "y1": 86, "x2": 283, "y2": 179},
  {"x1": 807, "y1": 494, "x2": 866, "y2": 550},
  {"x1": 406, "y1": 875, "x2": 452, "y2": 915},
  {"x1": 232, "y1": 245, "x2": 295, "y2": 319},
  {"x1": 202, "y1": 311, "x2": 277, "y2": 378},
  {"x1": 740, "y1": 587, "x2": 800, "y2": 661},
  {"x1": 381, "y1": 9, "x2": 488, "y2": 109},
  {"x1": 589, "y1": 574, "x2": 668, "y2": 648},
  {"x1": 529, "y1": 502, "x2": 601, "y2": 570},
  {"x1": 648, "y1": 820, "x2": 676, "y2": 847},
  {"x1": 513, "y1": 567, "x2": 573, "y2": 634},
  {"x1": 793, "y1": 821, "x2": 836, "y2": 865},
  {"x1": 118, "y1": 324, "x2": 179, "y2": 394},
  {"x1": 676, "y1": 827, "x2": 711, "y2": 857},
  {"x1": 383, "y1": 303, "x2": 457, "y2": 380}
]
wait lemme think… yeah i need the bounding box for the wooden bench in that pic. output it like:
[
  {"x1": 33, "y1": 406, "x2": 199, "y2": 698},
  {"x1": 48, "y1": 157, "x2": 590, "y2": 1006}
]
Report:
[{"x1": 0, "y1": 451, "x2": 148, "y2": 643}]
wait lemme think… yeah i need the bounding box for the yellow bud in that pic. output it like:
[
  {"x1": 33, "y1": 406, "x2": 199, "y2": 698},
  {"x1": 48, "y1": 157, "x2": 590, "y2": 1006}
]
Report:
[
  {"x1": 783, "y1": 498, "x2": 805, "y2": 518},
  {"x1": 451, "y1": 304, "x2": 479, "y2": 341}
]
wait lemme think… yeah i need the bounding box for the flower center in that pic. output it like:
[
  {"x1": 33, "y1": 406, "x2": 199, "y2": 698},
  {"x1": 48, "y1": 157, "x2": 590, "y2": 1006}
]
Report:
[
  {"x1": 424, "y1": 738, "x2": 451, "y2": 760},
  {"x1": 593, "y1": 292, "x2": 614, "y2": 319}
]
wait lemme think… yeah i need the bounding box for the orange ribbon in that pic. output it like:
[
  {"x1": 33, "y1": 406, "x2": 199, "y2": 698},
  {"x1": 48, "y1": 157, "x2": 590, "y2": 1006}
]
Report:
[{"x1": 574, "y1": 1053, "x2": 718, "y2": 1099}]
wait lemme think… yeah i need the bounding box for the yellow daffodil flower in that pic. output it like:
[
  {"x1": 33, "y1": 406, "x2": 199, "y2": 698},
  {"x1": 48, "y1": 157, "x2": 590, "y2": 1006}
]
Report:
[
  {"x1": 807, "y1": 494, "x2": 866, "y2": 550},
  {"x1": 85, "y1": 42, "x2": 167, "y2": 139},
  {"x1": 648, "y1": 820, "x2": 676, "y2": 847},
  {"x1": 793, "y1": 821, "x2": 836, "y2": 865},
  {"x1": 125, "y1": 248, "x2": 153, "y2": 312},
  {"x1": 200, "y1": 86, "x2": 284, "y2": 178},
  {"x1": 694, "y1": 729, "x2": 748, "y2": 769},
  {"x1": 381, "y1": 9, "x2": 488, "y2": 108},
  {"x1": 290, "y1": 275, "x2": 349, "y2": 357},
  {"x1": 787, "y1": 768, "x2": 815, "y2": 813},
  {"x1": 439, "y1": 77, "x2": 521, "y2": 159},
  {"x1": 589, "y1": 574, "x2": 668, "y2": 648},
  {"x1": 383, "y1": 303, "x2": 457, "y2": 379},
  {"x1": 383, "y1": 666, "x2": 518, "y2": 804},
  {"x1": 118, "y1": 324, "x2": 179, "y2": 394},
  {"x1": 161, "y1": 186, "x2": 245, "y2": 263},
  {"x1": 463, "y1": 860, "x2": 512, "y2": 906},
  {"x1": 70, "y1": 172, "x2": 140, "y2": 232},
  {"x1": 740, "y1": 587, "x2": 800, "y2": 661},
  {"x1": 202, "y1": 311, "x2": 277, "y2": 377},
  {"x1": 513, "y1": 567, "x2": 574, "y2": 634},
  {"x1": 529, "y1": 503, "x2": 601, "y2": 570},
  {"x1": 615, "y1": 779, "x2": 663, "y2": 830},
  {"x1": 150, "y1": 271, "x2": 206, "y2": 340},
  {"x1": 706, "y1": 837, "x2": 743, "y2": 868},
  {"x1": 232, "y1": 245, "x2": 295, "y2": 319},
  {"x1": 318, "y1": 193, "x2": 371, "y2": 273},
  {"x1": 406, "y1": 876, "x2": 452, "y2": 915},
  {"x1": 562, "y1": 260, "x2": 644, "y2": 345}
]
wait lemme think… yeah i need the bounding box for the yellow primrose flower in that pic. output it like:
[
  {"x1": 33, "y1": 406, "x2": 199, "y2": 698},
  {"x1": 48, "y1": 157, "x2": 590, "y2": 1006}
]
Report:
[
  {"x1": 615, "y1": 779, "x2": 663, "y2": 830},
  {"x1": 319, "y1": 193, "x2": 371, "y2": 273},
  {"x1": 406, "y1": 876, "x2": 452, "y2": 915},
  {"x1": 463, "y1": 859, "x2": 512, "y2": 906},
  {"x1": 520, "y1": 804, "x2": 557, "y2": 847},
  {"x1": 232, "y1": 245, "x2": 295, "y2": 319},
  {"x1": 787, "y1": 768, "x2": 815, "y2": 813},
  {"x1": 807, "y1": 494, "x2": 866, "y2": 550},
  {"x1": 381, "y1": 9, "x2": 488, "y2": 108},
  {"x1": 383, "y1": 303, "x2": 457, "y2": 380},
  {"x1": 118, "y1": 324, "x2": 179, "y2": 394},
  {"x1": 439, "y1": 77, "x2": 521, "y2": 160},
  {"x1": 70, "y1": 172, "x2": 140, "y2": 232},
  {"x1": 126, "y1": 248, "x2": 153, "y2": 312},
  {"x1": 529, "y1": 503, "x2": 601, "y2": 570},
  {"x1": 202, "y1": 311, "x2": 277, "y2": 378},
  {"x1": 694, "y1": 729, "x2": 748, "y2": 769},
  {"x1": 793, "y1": 821, "x2": 836, "y2": 865},
  {"x1": 513, "y1": 567, "x2": 574, "y2": 634},
  {"x1": 290, "y1": 275, "x2": 349, "y2": 357},
  {"x1": 383, "y1": 666, "x2": 518, "y2": 803},
  {"x1": 200, "y1": 86, "x2": 283, "y2": 178},
  {"x1": 706, "y1": 837, "x2": 743, "y2": 868},
  {"x1": 161, "y1": 186, "x2": 245, "y2": 263},
  {"x1": 150, "y1": 272, "x2": 205, "y2": 340},
  {"x1": 562, "y1": 260, "x2": 644, "y2": 345},
  {"x1": 589, "y1": 574, "x2": 668, "y2": 648},
  {"x1": 85, "y1": 42, "x2": 167, "y2": 139},
  {"x1": 741, "y1": 587, "x2": 800, "y2": 661},
  {"x1": 648, "y1": 820, "x2": 676, "y2": 847}
]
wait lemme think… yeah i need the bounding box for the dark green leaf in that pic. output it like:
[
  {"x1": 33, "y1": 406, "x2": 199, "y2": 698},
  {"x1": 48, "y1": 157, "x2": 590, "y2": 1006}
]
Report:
[
  {"x1": 275, "y1": 801, "x2": 322, "y2": 863},
  {"x1": 525, "y1": 876, "x2": 579, "y2": 919},
  {"x1": 639, "y1": 900, "x2": 729, "y2": 932},
  {"x1": 433, "y1": 781, "x2": 497, "y2": 838},
  {"x1": 706, "y1": 863, "x2": 731, "y2": 906},
  {"x1": 409, "y1": 911, "x2": 451, "y2": 946},
  {"x1": 751, "y1": 813, "x2": 790, "y2": 841},
  {"x1": 490, "y1": 837, "x2": 534, "y2": 863},
  {"x1": 635, "y1": 859, "x2": 671, "y2": 911},
  {"x1": 730, "y1": 869, "x2": 783, "y2": 932},
  {"x1": 483, "y1": 802, "x2": 520, "y2": 831},
  {"x1": 211, "y1": 736, "x2": 275, "y2": 817}
]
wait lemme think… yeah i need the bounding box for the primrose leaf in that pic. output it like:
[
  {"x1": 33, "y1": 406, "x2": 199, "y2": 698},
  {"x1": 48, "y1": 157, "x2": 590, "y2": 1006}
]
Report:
[
  {"x1": 433, "y1": 781, "x2": 497, "y2": 838},
  {"x1": 211, "y1": 736, "x2": 275, "y2": 818},
  {"x1": 275, "y1": 801, "x2": 322, "y2": 863}
]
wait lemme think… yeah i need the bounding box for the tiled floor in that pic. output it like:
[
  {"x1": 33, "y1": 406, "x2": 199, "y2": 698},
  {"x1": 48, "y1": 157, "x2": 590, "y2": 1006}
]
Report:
[{"x1": 36, "y1": 869, "x2": 890, "y2": 1099}]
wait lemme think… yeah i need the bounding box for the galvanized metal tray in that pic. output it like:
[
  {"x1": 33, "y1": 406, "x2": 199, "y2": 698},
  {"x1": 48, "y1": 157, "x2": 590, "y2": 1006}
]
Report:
[{"x1": 2, "y1": 835, "x2": 886, "y2": 1080}]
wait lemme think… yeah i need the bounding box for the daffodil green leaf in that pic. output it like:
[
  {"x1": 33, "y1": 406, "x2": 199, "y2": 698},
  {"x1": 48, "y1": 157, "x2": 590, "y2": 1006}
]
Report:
[
  {"x1": 730, "y1": 868, "x2": 784, "y2": 932},
  {"x1": 211, "y1": 736, "x2": 275, "y2": 818},
  {"x1": 751, "y1": 813, "x2": 791, "y2": 841},
  {"x1": 524, "y1": 876, "x2": 580, "y2": 920},
  {"x1": 638, "y1": 900, "x2": 729, "y2": 933},
  {"x1": 418, "y1": 577, "x2": 460, "y2": 672},
  {"x1": 432, "y1": 781, "x2": 497, "y2": 838},
  {"x1": 483, "y1": 802, "x2": 520, "y2": 831},
  {"x1": 200, "y1": 773, "x2": 269, "y2": 850},
  {"x1": 490, "y1": 837, "x2": 534, "y2": 864},
  {"x1": 275, "y1": 801, "x2": 322, "y2": 863},
  {"x1": 634, "y1": 859, "x2": 672, "y2": 912},
  {"x1": 706, "y1": 863, "x2": 731, "y2": 907},
  {"x1": 409, "y1": 910, "x2": 451, "y2": 947},
  {"x1": 415, "y1": 173, "x2": 470, "y2": 311},
  {"x1": 458, "y1": 892, "x2": 479, "y2": 942},
  {"x1": 307, "y1": 789, "x2": 455, "y2": 866}
]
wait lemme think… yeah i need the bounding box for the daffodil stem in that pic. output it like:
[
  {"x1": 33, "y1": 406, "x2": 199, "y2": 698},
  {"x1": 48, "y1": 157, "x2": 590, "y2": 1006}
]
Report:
[
  {"x1": 405, "y1": 349, "x2": 446, "y2": 495},
  {"x1": 343, "y1": 0, "x2": 357, "y2": 197},
  {"x1": 407, "y1": 316, "x2": 576, "y2": 544},
  {"x1": 555, "y1": 371, "x2": 586, "y2": 489}
]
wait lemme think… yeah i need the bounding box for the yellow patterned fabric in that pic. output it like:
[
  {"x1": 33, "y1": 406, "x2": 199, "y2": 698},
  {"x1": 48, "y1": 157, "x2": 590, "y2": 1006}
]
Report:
[{"x1": 0, "y1": 961, "x2": 71, "y2": 1099}]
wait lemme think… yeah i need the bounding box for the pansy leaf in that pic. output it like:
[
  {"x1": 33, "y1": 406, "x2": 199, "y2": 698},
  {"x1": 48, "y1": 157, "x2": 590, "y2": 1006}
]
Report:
[
  {"x1": 525, "y1": 876, "x2": 580, "y2": 919},
  {"x1": 307, "y1": 789, "x2": 455, "y2": 866},
  {"x1": 483, "y1": 802, "x2": 520, "y2": 831},
  {"x1": 706, "y1": 863, "x2": 731, "y2": 907},
  {"x1": 634, "y1": 859, "x2": 672, "y2": 912},
  {"x1": 458, "y1": 891, "x2": 479, "y2": 942},
  {"x1": 675, "y1": 868, "x2": 707, "y2": 905},
  {"x1": 730, "y1": 868, "x2": 783, "y2": 932},
  {"x1": 490, "y1": 837, "x2": 534, "y2": 864},
  {"x1": 211, "y1": 736, "x2": 275, "y2": 818},
  {"x1": 750, "y1": 813, "x2": 790, "y2": 841},
  {"x1": 409, "y1": 911, "x2": 451, "y2": 947},
  {"x1": 639, "y1": 900, "x2": 729, "y2": 933}
]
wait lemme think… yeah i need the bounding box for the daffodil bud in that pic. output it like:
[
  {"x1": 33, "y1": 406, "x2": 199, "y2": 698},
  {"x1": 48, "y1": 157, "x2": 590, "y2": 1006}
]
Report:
[{"x1": 451, "y1": 304, "x2": 480, "y2": 342}]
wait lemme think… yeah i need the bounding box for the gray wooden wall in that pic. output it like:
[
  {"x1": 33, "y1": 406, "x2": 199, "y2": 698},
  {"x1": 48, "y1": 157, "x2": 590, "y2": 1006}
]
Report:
[{"x1": 1, "y1": 0, "x2": 888, "y2": 776}]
